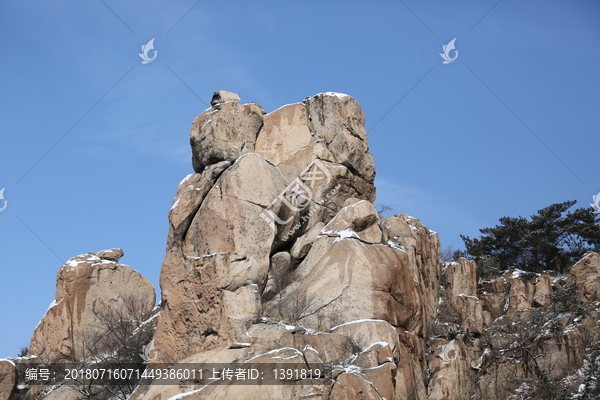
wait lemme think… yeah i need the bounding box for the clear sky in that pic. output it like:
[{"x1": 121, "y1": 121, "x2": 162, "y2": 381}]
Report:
[{"x1": 1, "y1": 0, "x2": 599, "y2": 358}]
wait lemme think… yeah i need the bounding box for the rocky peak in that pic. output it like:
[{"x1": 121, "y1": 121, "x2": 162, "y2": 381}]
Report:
[
  {"x1": 7, "y1": 92, "x2": 600, "y2": 400},
  {"x1": 29, "y1": 250, "x2": 155, "y2": 363}
]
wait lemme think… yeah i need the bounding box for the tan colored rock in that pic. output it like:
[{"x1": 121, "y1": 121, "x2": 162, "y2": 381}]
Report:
[
  {"x1": 255, "y1": 103, "x2": 313, "y2": 165},
  {"x1": 269, "y1": 158, "x2": 375, "y2": 250},
  {"x1": 168, "y1": 161, "x2": 230, "y2": 237},
  {"x1": 480, "y1": 270, "x2": 548, "y2": 319},
  {"x1": 0, "y1": 359, "x2": 16, "y2": 400},
  {"x1": 331, "y1": 320, "x2": 401, "y2": 363},
  {"x1": 444, "y1": 258, "x2": 477, "y2": 299},
  {"x1": 363, "y1": 363, "x2": 396, "y2": 400},
  {"x1": 304, "y1": 92, "x2": 375, "y2": 182},
  {"x1": 29, "y1": 253, "x2": 155, "y2": 362},
  {"x1": 534, "y1": 327, "x2": 585, "y2": 379},
  {"x1": 245, "y1": 324, "x2": 356, "y2": 364},
  {"x1": 183, "y1": 154, "x2": 288, "y2": 276},
  {"x1": 176, "y1": 348, "x2": 330, "y2": 400},
  {"x1": 568, "y1": 251, "x2": 600, "y2": 303},
  {"x1": 455, "y1": 295, "x2": 483, "y2": 333},
  {"x1": 321, "y1": 200, "x2": 382, "y2": 244},
  {"x1": 477, "y1": 361, "x2": 528, "y2": 400},
  {"x1": 128, "y1": 347, "x2": 252, "y2": 400},
  {"x1": 441, "y1": 258, "x2": 484, "y2": 332},
  {"x1": 210, "y1": 89, "x2": 241, "y2": 106},
  {"x1": 353, "y1": 342, "x2": 394, "y2": 369},
  {"x1": 428, "y1": 339, "x2": 474, "y2": 400},
  {"x1": 190, "y1": 99, "x2": 265, "y2": 173},
  {"x1": 263, "y1": 251, "x2": 293, "y2": 300},
  {"x1": 533, "y1": 274, "x2": 553, "y2": 307},
  {"x1": 329, "y1": 363, "x2": 396, "y2": 400},
  {"x1": 96, "y1": 248, "x2": 123, "y2": 262},
  {"x1": 155, "y1": 153, "x2": 301, "y2": 362},
  {"x1": 395, "y1": 332, "x2": 427, "y2": 400},
  {"x1": 507, "y1": 276, "x2": 531, "y2": 312},
  {"x1": 382, "y1": 214, "x2": 441, "y2": 336},
  {"x1": 276, "y1": 141, "x2": 334, "y2": 182},
  {"x1": 290, "y1": 221, "x2": 325, "y2": 259},
  {"x1": 266, "y1": 236, "x2": 434, "y2": 335},
  {"x1": 330, "y1": 371, "x2": 384, "y2": 400}
]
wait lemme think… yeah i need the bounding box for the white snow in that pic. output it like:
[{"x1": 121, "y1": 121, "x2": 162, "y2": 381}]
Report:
[
  {"x1": 563, "y1": 324, "x2": 578, "y2": 334},
  {"x1": 333, "y1": 229, "x2": 359, "y2": 242},
  {"x1": 303, "y1": 344, "x2": 319, "y2": 354},
  {"x1": 64, "y1": 254, "x2": 101, "y2": 268},
  {"x1": 168, "y1": 387, "x2": 205, "y2": 400},
  {"x1": 200, "y1": 118, "x2": 212, "y2": 131},
  {"x1": 131, "y1": 312, "x2": 160, "y2": 336},
  {"x1": 457, "y1": 294, "x2": 479, "y2": 300},
  {"x1": 246, "y1": 347, "x2": 303, "y2": 362},
  {"x1": 511, "y1": 269, "x2": 529, "y2": 279},
  {"x1": 178, "y1": 173, "x2": 195, "y2": 186},
  {"x1": 323, "y1": 92, "x2": 349, "y2": 99},
  {"x1": 46, "y1": 298, "x2": 62, "y2": 312},
  {"x1": 386, "y1": 240, "x2": 406, "y2": 252},
  {"x1": 340, "y1": 365, "x2": 363, "y2": 375},
  {"x1": 170, "y1": 196, "x2": 181, "y2": 211},
  {"x1": 360, "y1": 342, "x2": 390, "y2": 353},
  {"x1": 0, "y1": 358, "x2": 16, "y2": 367},
  {"x1": 33, "y1": 298, "x2": 64, "y2": 332},
  {"x1": 330, "y1": 319, "x2": 388, "y2": 330},
  {"x1": 185, "y1": 252, "x2": 228, "y2": 259}
]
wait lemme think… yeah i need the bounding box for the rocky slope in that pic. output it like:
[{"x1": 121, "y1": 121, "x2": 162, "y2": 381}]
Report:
[{"x1": 4, "y1": 91, "x2": 599, "y2": 400}]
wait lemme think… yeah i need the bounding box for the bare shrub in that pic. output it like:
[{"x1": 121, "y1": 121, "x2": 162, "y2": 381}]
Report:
[
  {"x1": 69, "y1": 293, "x2": 157, "y2": 400},
  {"x1": 441, "y1": 246, "x2": 454, "y2": 262},
  {"x1": 278, "y1": 292, "x2": 314, "y2": 324}
]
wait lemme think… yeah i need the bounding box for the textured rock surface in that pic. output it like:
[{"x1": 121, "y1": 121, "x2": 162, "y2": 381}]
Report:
[
  {"x1": 568, "y1": 251, "x2": 600, "y2": 303},
  {"x1": 0, "y1": 359, "x2": 16, "y2": 400},
  {"x1": 190, "y1": 98, "x2": 265, "y2": 173},
  {"x1": 13, "y1": 91, "x2": 600, "y2": 400},
  {"x1": 153, "y1": 92, "x2": 379, "y2": 365},
  {"x1": 29, "y1": 251, "x2": 155, "y2": 362}
]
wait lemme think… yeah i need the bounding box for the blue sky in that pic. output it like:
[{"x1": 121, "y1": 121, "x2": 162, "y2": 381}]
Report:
[{"x1": 1, "y1": 0, "x2": 599, "y2": 358}]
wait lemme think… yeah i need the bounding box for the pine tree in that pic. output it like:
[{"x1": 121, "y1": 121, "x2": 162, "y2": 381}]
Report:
[{"x1": 460, "y1": 200, "x2": 600, "y2": 273}]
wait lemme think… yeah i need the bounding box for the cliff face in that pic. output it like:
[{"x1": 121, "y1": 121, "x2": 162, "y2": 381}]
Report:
[
  {"x1": 131, "y1": 91, "x2": 600, "y2": 400},
  {"x1": 6, "y1": 91, "x2": 600, "y2": 400}
]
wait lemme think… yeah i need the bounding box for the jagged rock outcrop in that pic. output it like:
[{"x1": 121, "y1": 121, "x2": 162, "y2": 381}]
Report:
[
  {"x1": 11, "y1": 91, "x2": 600, "y2": 400},
  {"x1": 128, "y1": 91, "x2": 599, "y2": 400},
  {"x1": 152, "y1": 91, "x2": 380, "y2": 366},
  {"x1": 29, "y1": 250, "x2": 155, "y2": 362}
]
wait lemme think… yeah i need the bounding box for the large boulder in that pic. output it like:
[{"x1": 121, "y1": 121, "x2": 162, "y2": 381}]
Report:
[
  {"x1": 255, "y1": 103, "x2": 313, "y2": 166},
  {"x1": 303, "y1": 92, "x2": 375, "y2": 183},
  {"x1": 190, "y1": 92, "x2": 265, "y2": 173},
  {"x1": 153, "y1": 92, "x2": 381, "y2": 364},
  {"x1": 29, "y1": 251, "x2": 155, "y2": 362}
]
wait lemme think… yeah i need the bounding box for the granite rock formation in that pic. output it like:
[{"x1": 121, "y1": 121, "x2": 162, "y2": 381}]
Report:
[{"x1": 7, "y1": 92, "x2": 600, "y2": 400}]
